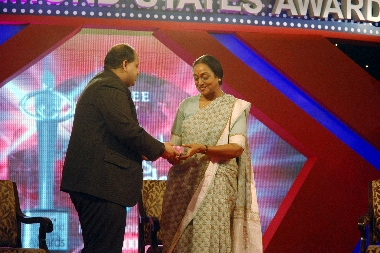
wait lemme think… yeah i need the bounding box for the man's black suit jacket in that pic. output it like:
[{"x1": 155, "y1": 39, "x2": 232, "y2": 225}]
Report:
[{"x1": 60, "y1": 69, "x2": 164, "y2": 207}]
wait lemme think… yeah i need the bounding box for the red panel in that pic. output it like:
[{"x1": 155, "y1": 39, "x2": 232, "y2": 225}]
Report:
[
  {"x1": 153, "y1": 30, "x2": 380, "y2": 252},
  {"x1": 0, "y1": 24, "x2": 81, "y2": 87},
  {"x1": 236, "y1": 32, "x2": 380, "y2": 151},
  {"x1": 233, "y1": 32, "x2": 380, "y2": 252}
]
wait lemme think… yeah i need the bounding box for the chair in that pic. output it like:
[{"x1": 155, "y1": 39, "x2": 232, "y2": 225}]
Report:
[
  {"x1": 138, "y1": 180, "x2": 166, "y2": 253},
  {"x1": 0, "y1": 180, "x2": 53, "y2": 253},
  {"x1": 358, "y1": 179, "x2": 380, "y2": 253}
]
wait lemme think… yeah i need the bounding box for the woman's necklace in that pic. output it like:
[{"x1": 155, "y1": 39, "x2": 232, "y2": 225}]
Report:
[
  {"x1": 199, "y1": 93, "x2": 224, "y2": 109},
  {"x1": 199, "y1": 98, "x2": 210, "y2": 109}
]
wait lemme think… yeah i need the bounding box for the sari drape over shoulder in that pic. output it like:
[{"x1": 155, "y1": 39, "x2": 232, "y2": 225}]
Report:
[{"x1": 161, "y1": 94, "x2": 262, "y2": 253}]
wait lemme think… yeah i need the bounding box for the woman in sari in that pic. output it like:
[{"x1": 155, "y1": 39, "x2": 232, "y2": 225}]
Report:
[{"x1": 161, "y1": 55, "x2": 262, "y2": 253}]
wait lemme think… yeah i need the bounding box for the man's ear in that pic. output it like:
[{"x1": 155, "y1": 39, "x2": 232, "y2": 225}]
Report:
[{"x1": 123, "y1": 60, "x2": 128, "y2": 69}]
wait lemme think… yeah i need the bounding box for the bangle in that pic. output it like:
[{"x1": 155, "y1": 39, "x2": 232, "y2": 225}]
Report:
[{"x1": 203, "y1": 145, "x2": 208, "y2": 154}]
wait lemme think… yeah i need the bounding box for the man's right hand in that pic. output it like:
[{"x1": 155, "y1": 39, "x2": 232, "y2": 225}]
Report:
[{"x1": 161, "y1": 142, "x2": 180, "y2": 160}]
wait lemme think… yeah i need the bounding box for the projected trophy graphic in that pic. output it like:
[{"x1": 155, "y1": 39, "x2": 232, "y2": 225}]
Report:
[{"x1": 18, "y1": 70, "x2": 75, "y2": 251}]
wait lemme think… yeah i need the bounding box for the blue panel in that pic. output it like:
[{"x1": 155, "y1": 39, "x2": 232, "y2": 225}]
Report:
[
  {"x1": 352, "y1": 240, "x2": 361, "y2": 253},
  {"x1": 211, "y1": 33, "x2": 380, "y2": 171},
  {"x1": 0, "y1": 25, "x2": 26, "y2": 45}
]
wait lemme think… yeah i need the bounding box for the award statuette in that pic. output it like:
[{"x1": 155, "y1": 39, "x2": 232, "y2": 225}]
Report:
[{"x1": 18, "y1": 70, "x2": 75, "y2": 251}]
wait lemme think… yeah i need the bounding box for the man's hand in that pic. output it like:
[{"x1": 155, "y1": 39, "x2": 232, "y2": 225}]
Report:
[{"x1": 161, "y1": 142, "x2": 180, "y2": 160}]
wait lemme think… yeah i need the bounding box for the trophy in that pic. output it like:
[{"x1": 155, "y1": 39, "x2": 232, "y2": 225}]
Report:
[{"x1": 16, "y1": 69, "x2": 75, "y2": 251}]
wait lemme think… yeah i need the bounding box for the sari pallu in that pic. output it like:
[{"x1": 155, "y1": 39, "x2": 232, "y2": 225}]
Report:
[{"x1": 161, "y1": 94, "x2": 262, "y2": 253}]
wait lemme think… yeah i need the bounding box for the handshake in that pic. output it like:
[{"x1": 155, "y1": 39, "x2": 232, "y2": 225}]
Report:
[
  {"x1": 161, "y1": 143, "x2": 184, "y2": 163},
  {"x1": 163, "y1": 142, "x2": 207, "y2": 165},
  {"x1": 144, "y1": 142, "x2": 206, "y2": 163}
]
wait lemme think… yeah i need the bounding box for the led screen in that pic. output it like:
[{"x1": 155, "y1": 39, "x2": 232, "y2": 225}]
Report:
[{"x1": 0, "y1": 28, "x2": 306, "y2": 252}]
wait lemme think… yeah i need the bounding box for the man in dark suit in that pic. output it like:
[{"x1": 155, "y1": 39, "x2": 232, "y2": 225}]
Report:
[{"x1": 60, "y1": 43, "x2": 179, "y2": 253}]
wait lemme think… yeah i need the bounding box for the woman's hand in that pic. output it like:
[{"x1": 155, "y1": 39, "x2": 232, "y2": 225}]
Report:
[
  {"x1": 180, "y1": 143, "x2": 207, "y2": 159},
  {"x1": 180, "y1": 143, "x2": 243, "y2": 160}
]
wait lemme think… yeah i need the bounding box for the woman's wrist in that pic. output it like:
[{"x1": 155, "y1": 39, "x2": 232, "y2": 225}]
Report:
[{"x1": 203, "y1": 145, "x2": 208, "y2": 154}]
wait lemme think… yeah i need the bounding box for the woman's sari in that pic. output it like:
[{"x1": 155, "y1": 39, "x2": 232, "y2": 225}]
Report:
[{"x1": 161, "y1": 94, "x2": 262, "y2": 253}]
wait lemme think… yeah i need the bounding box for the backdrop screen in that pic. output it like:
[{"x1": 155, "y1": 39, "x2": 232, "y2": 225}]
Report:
[{"x1": 0, "y1": 29, "x2": 306, "y2": 252}]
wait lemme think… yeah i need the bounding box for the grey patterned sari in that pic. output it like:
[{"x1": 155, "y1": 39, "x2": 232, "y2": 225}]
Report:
[{"x1": 161, "y1": 94, "x2": 262, "y2": 253}]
